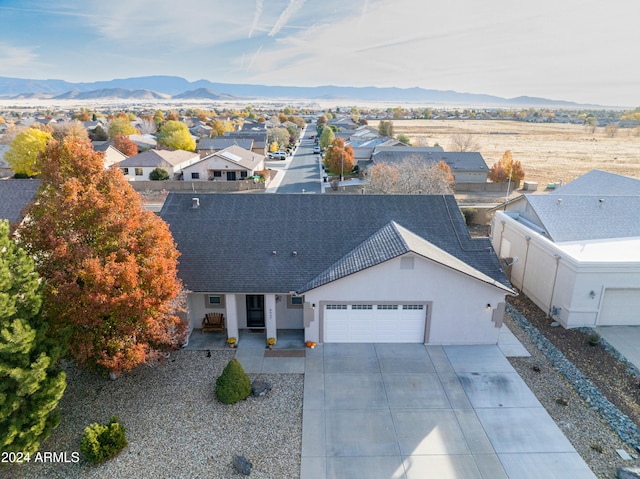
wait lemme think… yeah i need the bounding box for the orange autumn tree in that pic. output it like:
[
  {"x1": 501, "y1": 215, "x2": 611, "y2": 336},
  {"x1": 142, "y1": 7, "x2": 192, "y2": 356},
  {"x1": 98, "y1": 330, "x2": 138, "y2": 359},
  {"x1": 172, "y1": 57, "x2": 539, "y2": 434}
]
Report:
[
  {"x1": 18, "y1": 137, "x2": 185, "y2": 376},
  {"x1": 324, "y1": 138, "x2": 354, "y2": 178}
]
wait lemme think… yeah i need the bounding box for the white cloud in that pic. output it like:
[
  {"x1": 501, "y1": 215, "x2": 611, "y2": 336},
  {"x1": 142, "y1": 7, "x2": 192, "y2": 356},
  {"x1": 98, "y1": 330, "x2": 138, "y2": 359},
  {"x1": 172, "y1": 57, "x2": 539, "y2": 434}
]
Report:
[{"x1": 0, "y1": 42, "x2": 40, "y2": 72}]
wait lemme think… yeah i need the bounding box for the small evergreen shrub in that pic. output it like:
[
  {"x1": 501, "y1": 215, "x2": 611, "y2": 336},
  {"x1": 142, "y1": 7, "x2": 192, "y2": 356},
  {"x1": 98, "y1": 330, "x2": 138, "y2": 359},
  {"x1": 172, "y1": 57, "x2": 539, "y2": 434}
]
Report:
[
  {"x1": 80, "y1": 416, "x2": 127, "y2": 463},
  {"x1": 588, "y1": 332, "x2": 601, "y2": 346},
  {"x1": 149, "y1": 167, "x2": 170, "y2": 181},
  {"x1": 215, "y1": 358, "x2": 252, "y2": 404}
]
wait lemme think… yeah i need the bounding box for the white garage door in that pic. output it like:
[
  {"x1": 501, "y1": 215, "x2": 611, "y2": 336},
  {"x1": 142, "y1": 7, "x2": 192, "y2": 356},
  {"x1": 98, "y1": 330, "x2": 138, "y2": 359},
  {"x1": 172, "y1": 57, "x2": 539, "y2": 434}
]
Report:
[
  {"x1": 598, "y1": 289, "x2": 640, "y2": 326},
  {"x1": 323, "y1": 304, "x2": 427, "y2": 343}
]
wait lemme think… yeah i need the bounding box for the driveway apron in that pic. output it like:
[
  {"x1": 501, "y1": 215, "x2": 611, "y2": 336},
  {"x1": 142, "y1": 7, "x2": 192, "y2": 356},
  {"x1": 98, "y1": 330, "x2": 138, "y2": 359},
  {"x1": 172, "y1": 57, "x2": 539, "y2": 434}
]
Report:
[{"x1": 301, "y1": 343, "x2": 596, "y2": 479}]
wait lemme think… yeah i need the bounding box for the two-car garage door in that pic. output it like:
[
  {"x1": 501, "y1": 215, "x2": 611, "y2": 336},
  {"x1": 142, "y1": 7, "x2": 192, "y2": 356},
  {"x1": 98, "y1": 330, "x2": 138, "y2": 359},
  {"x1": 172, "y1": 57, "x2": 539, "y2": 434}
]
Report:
[{"x1": 323, "y1": 303, "x2": 427, "y2": 343}]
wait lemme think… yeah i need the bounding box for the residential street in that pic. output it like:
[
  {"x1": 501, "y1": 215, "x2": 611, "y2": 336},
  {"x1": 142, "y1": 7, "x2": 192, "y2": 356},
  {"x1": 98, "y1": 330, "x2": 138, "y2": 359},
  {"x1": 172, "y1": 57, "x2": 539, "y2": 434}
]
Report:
[{"x1": 269, "y1": 125, "x2": 323, "y2": 194}]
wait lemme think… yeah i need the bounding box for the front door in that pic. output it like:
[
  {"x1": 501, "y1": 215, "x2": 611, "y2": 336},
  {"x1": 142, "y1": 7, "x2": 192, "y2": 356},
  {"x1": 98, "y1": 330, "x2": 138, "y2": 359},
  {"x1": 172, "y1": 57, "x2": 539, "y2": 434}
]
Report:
[
  {"x1": 246, "y1": 295, "x2": 265, "y2": 328},
  {"x1": 227, "y1": 171, "x2": 237, "y2": 181}
]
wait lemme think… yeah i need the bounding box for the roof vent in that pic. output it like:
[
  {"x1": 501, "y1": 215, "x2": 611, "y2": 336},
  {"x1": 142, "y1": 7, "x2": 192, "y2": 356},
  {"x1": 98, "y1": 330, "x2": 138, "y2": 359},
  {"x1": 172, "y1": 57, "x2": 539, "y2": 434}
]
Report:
[
  {"x1": 192, "y1": 197, "x2": 200, "y2": 208},
  {"x1": 272, "y1": 251, "x2": 277, "y2": 256},
  {"x1": 556, "y1": 199, "x2": 562, "y2": 205},
  {"x1": 598, "y1": 198, "x2": 605, "y2": 205},
  {"x1": 292, "y1": 251, "x2": 298, "y2": 257}
]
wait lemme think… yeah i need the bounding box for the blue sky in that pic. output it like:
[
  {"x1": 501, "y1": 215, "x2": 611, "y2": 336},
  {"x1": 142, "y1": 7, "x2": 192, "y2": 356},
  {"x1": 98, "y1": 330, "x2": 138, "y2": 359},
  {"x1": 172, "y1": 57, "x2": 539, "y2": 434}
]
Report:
[{"x1": 0, "y1": 0, "x2": 637, "y2": 107}]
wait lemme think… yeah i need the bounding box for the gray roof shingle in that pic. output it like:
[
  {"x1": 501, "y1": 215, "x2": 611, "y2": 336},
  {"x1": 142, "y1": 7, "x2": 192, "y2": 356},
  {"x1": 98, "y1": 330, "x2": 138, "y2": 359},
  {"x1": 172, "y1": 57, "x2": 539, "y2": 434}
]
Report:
[
  {"x1": 550, "y1": 169, "x2": 640, "y2": 196},
  {"x1": 0, "y1": 179, "x2": 40, "y2": 226},
  {"x1": 160, "y1": 194, "x2": 509, "y2": 293},
  {"x1": 372, "y1": 148, "x2": 489, "y2": 172}
]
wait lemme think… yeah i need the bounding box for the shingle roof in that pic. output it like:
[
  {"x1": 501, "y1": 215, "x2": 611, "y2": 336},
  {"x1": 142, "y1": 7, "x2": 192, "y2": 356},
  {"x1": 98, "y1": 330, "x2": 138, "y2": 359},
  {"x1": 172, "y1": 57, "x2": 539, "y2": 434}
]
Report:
[
  {"x1": 524, "y1": 194, "x2": 640, "y2": 242},
  {"x1": 301, "y1": 221, "x2": 512, "y2": 293},
  {"x1": 0, "y1": 179, "x2": 40, "y2": 226},
  {"x1": 372, "y1": 148, "x2": 488, "y2": 172},
  {"x1": 196, "y1": 138, "x2": 254, "y2": 151},
  {"x1": 119, "y1": 149, "x2": 198, "y2": 168},
  {"x1": 550, "y1": 169, "x2": 640, "y2": 196},
  {"x1": 160, "y1": 194, "x2": 509, "y2": 293},
  {"x1": 199, "y1": 145, "x2": 264, "y2": 171}
]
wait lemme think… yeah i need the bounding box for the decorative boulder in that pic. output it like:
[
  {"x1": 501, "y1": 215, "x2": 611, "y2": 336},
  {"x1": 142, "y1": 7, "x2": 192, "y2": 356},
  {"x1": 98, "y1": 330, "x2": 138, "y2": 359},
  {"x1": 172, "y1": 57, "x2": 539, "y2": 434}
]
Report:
[
  {"x1": 232, "y1": 455, "x2": 252, "y2": 475},
  {"x1": 251, "y1": 380, "x2": 272, "y2": 397}
]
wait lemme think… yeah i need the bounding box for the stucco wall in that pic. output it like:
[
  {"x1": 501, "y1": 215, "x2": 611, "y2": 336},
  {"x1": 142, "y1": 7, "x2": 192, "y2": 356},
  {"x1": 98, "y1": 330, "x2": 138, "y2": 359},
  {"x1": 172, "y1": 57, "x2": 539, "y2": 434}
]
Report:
[{"x1": 302, "y1": 253, "x2": 508, "y2": 345}]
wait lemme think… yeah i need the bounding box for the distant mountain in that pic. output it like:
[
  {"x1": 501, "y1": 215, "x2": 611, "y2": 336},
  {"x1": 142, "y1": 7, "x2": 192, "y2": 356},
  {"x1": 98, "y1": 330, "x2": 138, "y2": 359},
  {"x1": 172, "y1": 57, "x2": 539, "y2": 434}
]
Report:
[
  {"x1": 0, "y1": 75, "x2": 594, "y2": 107},
  {"x1": 54, "y1": 88, "x2": 170, "y2": 100},
  {"x1": 172, "y1": 88, "x2": 237, "y2": 100}
]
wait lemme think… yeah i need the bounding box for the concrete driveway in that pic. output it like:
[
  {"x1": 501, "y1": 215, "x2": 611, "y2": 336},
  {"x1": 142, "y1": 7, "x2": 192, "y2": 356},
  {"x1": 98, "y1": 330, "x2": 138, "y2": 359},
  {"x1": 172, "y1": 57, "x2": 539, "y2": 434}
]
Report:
[{"x1": 300, "y1": 343, "x2": 596, "y2": 479}]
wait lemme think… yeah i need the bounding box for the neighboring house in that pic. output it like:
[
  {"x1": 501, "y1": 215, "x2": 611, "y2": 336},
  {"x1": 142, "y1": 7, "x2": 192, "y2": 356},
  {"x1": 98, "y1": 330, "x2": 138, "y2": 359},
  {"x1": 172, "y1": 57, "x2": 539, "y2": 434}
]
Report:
[
  {"x1": 0, "y1": 179, "x2": 40, "y2": 229},
  {"x1": 223, "y1": 131, "x2": 267, "y2": 155},
  {"x1": 490, "y1": 170, "x2": 640, "y2": 327},
  {"x1": 368, "y1": 147, "x2": 489, "y2": 183},
  {"x1": 351, "y1": 138, "x2": 422, "y2": 164},
  {"x1": 190, "y1": 124, "x2": 213, "y2": 138},
  {"x1": 0, "y1": 145, "x2": 12, "y2": 178},
  {"x1": 196, "y1": 138, "x2": 254, "y2": 156},
  {"x1": 349, "y1": 125, "x2": 381, "y2": 142},
  {"x1": 160, "y1": 194, "x2": 513, "y2": 345},
  {"x1": 93, "y1": 141, "x2": 128, "y2": 169},
  {"x1": 179, "y1": 145, "x2": 265, "y2": 181},
  {"x1": 117, "y1": 149, "x2": 200, "y2": 181},
  {"x1": 128, "y1": 134, "x2": 157, "y2": 151}
]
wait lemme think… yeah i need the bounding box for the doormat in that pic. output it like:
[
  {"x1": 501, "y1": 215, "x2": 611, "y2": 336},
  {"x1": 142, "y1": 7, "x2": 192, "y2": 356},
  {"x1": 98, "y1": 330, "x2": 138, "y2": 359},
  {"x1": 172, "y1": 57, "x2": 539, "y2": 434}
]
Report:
[
  {"x1": 249, "y1": 329, "x2": 265, "y2": 333},
  {"x1": 264, "y1": 350, "x2": 306, "y2": 358}
]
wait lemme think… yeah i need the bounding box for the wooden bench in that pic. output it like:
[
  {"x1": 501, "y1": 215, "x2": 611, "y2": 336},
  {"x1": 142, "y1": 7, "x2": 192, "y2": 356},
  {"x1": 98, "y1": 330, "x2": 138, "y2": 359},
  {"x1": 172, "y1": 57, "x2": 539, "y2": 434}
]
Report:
[{"x1": 202, "y1": 312, "x2": 225, "y2": 334}]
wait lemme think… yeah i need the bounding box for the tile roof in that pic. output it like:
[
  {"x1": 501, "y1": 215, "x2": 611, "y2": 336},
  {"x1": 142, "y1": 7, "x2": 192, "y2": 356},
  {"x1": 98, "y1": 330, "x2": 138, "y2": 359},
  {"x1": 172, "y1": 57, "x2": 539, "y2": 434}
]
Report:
[
  {"x1": 0, "y1": 179, "x2": 40, "y2": 226},
  {"x1": 160, "y1": 194, "x2": 509, "y2": 293}
]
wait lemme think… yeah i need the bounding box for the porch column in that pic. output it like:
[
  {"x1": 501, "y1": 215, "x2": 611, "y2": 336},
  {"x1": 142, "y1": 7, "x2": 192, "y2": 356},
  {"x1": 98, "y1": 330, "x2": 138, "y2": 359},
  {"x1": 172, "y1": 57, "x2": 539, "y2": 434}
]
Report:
[
  {"x1": 225, "y1": 294, "x2": 239, "y2": 340},
  {"x1": 265, "y1": 294, "x2": 277, "y2": 343}
]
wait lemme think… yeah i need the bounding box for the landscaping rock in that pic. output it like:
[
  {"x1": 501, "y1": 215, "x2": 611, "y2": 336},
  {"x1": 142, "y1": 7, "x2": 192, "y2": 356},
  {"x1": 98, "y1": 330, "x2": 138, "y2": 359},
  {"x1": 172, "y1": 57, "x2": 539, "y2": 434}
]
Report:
[
  {"x1": 232, "y1": 455, "x2": 252, "y2": 476},
  {"x1": 252, "y1": 380, "x2": 272, "y2": 397}
]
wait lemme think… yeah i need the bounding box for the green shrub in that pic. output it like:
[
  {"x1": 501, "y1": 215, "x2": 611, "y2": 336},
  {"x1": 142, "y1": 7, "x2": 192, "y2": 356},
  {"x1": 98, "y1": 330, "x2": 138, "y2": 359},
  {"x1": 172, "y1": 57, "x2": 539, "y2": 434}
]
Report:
[
  {"x1": 215, "y1": 358, "x2": 252, "y2": 404},
  {"x1": 461, "y1": 207, "x2": 477, "y2": 226},
  {"x1": 588, "y1": 332, "x2": 600, "y2": 346},
  {"x1": 80, "y1": 416, "x2": 127, "y2": 463},
  {"x1": 148, "y1": 167, "x2": 170, "y2": 181}
]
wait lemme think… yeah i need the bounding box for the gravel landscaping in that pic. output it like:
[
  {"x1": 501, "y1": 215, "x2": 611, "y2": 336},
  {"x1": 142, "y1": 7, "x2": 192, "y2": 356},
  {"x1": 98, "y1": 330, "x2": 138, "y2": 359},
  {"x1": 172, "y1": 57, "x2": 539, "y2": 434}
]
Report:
[
  {"x1": 505, "y1": 296, "x2": 640, "y2": 479},
  {"x1": 5, "y1": 350, "x2": 303, "y2": 479}
]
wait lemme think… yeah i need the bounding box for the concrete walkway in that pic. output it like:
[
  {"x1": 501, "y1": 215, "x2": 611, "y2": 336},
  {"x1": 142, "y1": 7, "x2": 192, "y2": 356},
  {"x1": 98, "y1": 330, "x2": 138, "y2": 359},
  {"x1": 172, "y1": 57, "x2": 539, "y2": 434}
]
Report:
[{"x1": 301, "y1": 344, "x2": 595, "y2": 479}]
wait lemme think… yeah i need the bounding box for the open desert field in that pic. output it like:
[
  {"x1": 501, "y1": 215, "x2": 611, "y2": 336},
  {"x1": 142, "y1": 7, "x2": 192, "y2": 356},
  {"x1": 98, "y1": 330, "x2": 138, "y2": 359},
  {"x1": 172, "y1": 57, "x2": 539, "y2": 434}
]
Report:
[{"x1": 370, "y1": 119, "x2": 640, "y2": 188}]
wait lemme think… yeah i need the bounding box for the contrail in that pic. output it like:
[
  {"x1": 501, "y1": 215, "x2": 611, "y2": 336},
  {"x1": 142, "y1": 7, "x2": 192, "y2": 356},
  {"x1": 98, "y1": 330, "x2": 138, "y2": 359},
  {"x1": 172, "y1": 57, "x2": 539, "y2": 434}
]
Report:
[
  {"x1": 268, "y1": 0, "x2": 306, "y2": 37},
  {"x1": 248, "y1": 0, "x2": 263, "y2": 38}
]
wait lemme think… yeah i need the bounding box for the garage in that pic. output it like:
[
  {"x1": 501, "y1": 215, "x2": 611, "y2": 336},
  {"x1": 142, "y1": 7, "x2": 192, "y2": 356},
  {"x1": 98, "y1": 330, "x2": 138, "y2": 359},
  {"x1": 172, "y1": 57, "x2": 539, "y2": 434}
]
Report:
[
  {"x1": 598, "y1": 289, "x2": 640, "y2": 326},
  {"x1": 323, "y1": 303, "x2": 427, "y2": 343}
]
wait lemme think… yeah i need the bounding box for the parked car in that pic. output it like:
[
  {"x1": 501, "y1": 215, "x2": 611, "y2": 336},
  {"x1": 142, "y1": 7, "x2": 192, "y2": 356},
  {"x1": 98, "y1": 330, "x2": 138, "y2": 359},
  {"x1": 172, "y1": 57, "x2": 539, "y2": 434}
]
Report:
[
  {"x1": 309, "y1": 135, "x2": 315, "y2": 139},
  {"x1": 313, "y1": 146, "x2": 321, "y2": 154},
  {"x1": 268, "y1": 151, "x2": 287, "y2": 160}
]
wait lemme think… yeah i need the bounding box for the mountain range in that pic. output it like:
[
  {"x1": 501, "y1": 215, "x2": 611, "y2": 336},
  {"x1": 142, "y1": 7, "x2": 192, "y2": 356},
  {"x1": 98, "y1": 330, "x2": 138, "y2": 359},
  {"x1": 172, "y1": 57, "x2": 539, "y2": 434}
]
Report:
[{"x1": 0, "y1": 75, "x2": 593, "y2": 107}]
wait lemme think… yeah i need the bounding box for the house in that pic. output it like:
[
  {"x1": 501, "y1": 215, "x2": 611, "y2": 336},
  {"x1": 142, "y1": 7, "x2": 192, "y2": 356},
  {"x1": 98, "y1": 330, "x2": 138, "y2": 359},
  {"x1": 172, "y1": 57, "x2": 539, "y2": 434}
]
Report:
[
  {"x1": 127, "y1": 134, "x2": 157, "y2": 151},
  {"x1": 160, "y1": 194, "x2": 513, "y2": 345},
  {"x1": 196, "y1": 138, "x2": 254, "y2": 156},
  {"x1": 92, "y1": 141, "x2": 128, "y2": 169},
  {"x1": 490, "y1": 170, "x2": 640, "y2": 327},
  {"x1": 179, "y1": 145, "x2": 265, "y2": 181},
  {"x1": 0, "y1": 179, "x2": 40, "y2": 229},
  {"x1": 117, "y1": 149, "x2": 201, "y2": 181},
  {"x1": 368, "y1": 147, "x2": 489, "y2": 183},
  {"x1": 223, "y1": 131, "x2": 267, "y2": 155},
  {"x1": 349, "y1": 125, "x2": 381, "y2": 142},
  {"x1": 0, "y1": 145, "x2": 12, "y2": 178}
]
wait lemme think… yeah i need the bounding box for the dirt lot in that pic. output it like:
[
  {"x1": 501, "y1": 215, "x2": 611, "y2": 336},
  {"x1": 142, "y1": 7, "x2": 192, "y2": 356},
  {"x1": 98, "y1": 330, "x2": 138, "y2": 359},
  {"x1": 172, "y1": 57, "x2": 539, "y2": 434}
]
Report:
[{"x1": 369, "y1": 119, "x2": 640, "y2": 188}]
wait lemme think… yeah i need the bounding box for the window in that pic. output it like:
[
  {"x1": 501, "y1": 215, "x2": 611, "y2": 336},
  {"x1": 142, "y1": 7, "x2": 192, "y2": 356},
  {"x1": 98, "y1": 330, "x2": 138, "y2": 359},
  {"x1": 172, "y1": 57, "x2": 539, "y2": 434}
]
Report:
[
  {"x1": 191, "y1": 172, "x2": 200, "y2": 179},
  {"x1": 402, "y1": 304, "x2": 424, "y2": 310},
  {"x1": 213, "y1": 171, "x2": 222, "y2": 177},
  {"x1": 122, "y1": 168, "x2": 129, "y2": 175},
  {"x1": 240, "y1": 171, "x2": 248, "y2": 178},
  {"x1": 351, "y1": 304, "x2": 373, "y2": 310},
  {"x1": 377, "y1": 304, "x2": 398, "y2": 310},
  {"x1": 288, "y1": 295, "x2": 304, "y2": 308},
  {"x1": 326, "y1": 304, "x2": 347, "y2": 310},
  {"x1": 135, "y1": 168, "x2": 143, "y2": 176},
  {"x1": 205, "y1": 294, "x2": 225, "y2": 309}
]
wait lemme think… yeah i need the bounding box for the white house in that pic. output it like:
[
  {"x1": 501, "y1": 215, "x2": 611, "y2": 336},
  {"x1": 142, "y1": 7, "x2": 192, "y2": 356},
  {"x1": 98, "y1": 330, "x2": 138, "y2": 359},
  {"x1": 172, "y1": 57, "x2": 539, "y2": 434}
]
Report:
[
  {"x1": 160, "y1": 194, "x2": 513, "y2": 346},
  {"x1": 179, "y1": 145, "x2": 265, "y2": 181},
  {"x1": 490, "y1": 170, "x2": 640, "y2": 327},
  {"x1": 117, "y1": 149, "x2": 201, "y2": 181}
]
